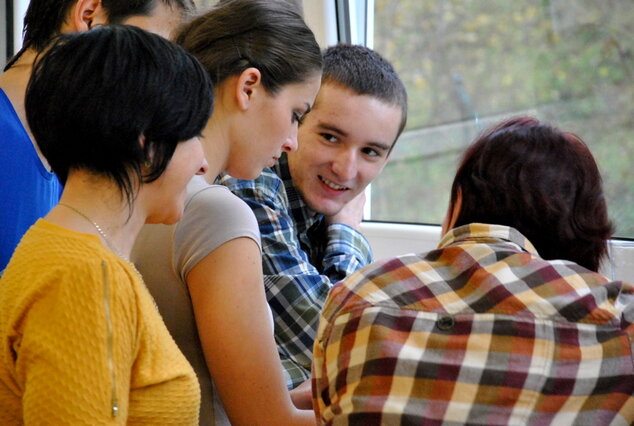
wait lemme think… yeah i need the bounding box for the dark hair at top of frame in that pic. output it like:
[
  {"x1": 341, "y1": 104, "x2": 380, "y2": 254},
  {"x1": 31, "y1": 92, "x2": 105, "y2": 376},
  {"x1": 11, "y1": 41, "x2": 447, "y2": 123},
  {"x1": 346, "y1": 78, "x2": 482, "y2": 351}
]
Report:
[
  {"x1": 25, "y1": 25, "x2": 212, "y2": 208},
  {"x1": 5, "y1": 0, "x2": 194, "y2": 71},
  {"x1": 321, "y1": 44, "x2": 408, "y2": 139},
  {"x1": 175, "y1": 0, "x2": 322, "y2": 95},
  {"x1": 102, "y1": 0, "x2": 195, "y2": 24},
  {"x1": 449, "y1": 116, "x2": 613, "y2": 272},
  {"x1": 18, "y1": 0, "x2": 75, "y2": 53}
]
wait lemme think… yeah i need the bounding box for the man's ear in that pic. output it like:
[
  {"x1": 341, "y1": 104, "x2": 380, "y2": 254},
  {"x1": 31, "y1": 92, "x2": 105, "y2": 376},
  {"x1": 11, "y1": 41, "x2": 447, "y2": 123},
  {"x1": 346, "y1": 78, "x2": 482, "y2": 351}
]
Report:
[
  {"x1": 68, "y1": 0, "x2": 104, "y2": 31},
  {"x1": 235, "y1": 67, "x2": 262, "y2": 111}
]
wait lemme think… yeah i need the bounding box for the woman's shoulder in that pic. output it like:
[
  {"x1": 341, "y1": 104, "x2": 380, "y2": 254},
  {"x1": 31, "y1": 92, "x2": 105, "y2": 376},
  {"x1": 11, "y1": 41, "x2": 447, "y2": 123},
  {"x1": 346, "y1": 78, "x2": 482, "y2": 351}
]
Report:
[
  {"x1": 173, "y1": 181, "x2": 261, "y2": 280},
  {"x1": 2, "y1": 220, "x2": 139, "y2": 316},
  {"x1": 176, "y1": 180, "x2": 260, "y2": 250},
  {"x1": 6, "y1": 219, "x2": 106, "y2": 273},
  {"x1": 186, "y1": 181, "x2": 254, "y2": 221}
]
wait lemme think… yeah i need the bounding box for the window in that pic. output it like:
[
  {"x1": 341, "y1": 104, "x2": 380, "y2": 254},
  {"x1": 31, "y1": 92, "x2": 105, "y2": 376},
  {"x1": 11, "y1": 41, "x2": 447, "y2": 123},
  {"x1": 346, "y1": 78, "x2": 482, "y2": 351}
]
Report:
[
  {"x1": 196, "y1": 0, "x2": 216, "y2": 9},
  {"x1": 368, "y1": 0, "x2": 634, "y2": 238}
]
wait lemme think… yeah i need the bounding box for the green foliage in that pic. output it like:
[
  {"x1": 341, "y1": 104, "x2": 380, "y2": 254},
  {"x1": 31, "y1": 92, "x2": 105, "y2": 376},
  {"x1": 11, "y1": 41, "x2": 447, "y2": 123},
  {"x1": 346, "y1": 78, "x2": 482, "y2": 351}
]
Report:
[{"x1": 371, "y1": 0, "x2": 634, "y2": 238}]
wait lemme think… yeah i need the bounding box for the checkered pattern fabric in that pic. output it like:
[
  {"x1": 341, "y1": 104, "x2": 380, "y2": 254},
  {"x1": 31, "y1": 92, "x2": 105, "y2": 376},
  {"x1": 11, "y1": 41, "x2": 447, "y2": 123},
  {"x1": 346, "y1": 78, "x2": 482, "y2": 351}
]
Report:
[
  {"x1": 219, "y1": 154, "x2": 372, "y2": 389},
  {"x1": 313, "y1": 223, "x2": 634, "y2": 425}
]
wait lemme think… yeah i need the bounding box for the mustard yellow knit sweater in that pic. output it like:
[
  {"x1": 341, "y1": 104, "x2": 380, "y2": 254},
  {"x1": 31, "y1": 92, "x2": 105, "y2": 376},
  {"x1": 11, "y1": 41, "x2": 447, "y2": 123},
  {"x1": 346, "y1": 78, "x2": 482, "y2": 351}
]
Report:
[{"x1": 0, "y1": 219, "x2": 200, "y2": 424}]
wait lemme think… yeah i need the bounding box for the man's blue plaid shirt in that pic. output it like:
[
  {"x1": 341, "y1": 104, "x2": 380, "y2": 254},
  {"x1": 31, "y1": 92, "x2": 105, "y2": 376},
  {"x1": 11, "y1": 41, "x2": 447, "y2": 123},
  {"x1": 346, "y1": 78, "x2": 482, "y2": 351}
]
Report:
[{"x1": 219, "y1": 154, "x2": 372, "y2": 388}]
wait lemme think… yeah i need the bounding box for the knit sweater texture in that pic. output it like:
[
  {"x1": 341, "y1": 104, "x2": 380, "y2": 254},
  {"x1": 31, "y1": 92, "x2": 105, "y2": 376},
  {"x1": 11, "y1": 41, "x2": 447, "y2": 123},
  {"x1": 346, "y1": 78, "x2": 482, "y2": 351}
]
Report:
[{"x1": 0, "y1": 219, "x2": 200, "y2": 424}]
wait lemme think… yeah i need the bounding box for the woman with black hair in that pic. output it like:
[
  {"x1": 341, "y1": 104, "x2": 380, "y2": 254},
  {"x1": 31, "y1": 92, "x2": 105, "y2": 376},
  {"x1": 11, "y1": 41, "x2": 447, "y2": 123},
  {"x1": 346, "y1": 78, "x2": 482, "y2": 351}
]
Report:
[{"x1": 0, "y1": 25, "x2": 212, "y2": 424}]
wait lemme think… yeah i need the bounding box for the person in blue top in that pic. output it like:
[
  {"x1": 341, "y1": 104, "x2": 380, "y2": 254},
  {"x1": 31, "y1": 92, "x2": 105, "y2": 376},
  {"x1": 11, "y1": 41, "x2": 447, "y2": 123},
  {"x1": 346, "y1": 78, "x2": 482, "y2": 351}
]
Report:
[
  {"x1": 0, "y1": 0, "x2": 194, "y2": 272},
  {"x1": 219, "y1": 44, "x2": 408, "y2": 388}
]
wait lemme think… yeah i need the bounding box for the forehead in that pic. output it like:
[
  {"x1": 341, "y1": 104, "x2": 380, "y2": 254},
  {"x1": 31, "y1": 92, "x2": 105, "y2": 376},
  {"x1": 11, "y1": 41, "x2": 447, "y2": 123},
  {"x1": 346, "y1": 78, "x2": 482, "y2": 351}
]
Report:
[{"x1": 307, "y1": 83, "x2": 402, "y2": 146}]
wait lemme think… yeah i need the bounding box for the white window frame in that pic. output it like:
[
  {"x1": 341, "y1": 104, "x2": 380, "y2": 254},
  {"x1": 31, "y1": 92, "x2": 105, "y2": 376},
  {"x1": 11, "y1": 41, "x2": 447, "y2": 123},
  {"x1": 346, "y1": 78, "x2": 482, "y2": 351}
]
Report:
[
  {"x1": 12, "y1": 0, "x2": 26, "y2": 53},
  {"x1": 2, "y1": 0, "x2": 27, "y2": 67}
]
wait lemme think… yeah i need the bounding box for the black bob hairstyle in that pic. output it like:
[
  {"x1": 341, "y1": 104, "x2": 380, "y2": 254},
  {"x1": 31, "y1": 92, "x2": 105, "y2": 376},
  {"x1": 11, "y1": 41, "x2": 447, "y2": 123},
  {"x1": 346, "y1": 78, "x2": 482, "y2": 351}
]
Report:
[
  {"x1": 25, "y1": 25, "x2": 213, "y2": 206},
  {"x1": 449, "y1": 116, "x2": 613, "y2": 272}
]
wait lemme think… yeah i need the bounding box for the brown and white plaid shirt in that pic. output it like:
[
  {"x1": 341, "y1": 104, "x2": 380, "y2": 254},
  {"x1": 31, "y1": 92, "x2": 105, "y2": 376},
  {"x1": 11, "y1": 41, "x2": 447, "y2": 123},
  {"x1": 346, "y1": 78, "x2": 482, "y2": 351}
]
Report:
[{"x1": 313, "y1": 223, "x2": 634, "y2": 425}]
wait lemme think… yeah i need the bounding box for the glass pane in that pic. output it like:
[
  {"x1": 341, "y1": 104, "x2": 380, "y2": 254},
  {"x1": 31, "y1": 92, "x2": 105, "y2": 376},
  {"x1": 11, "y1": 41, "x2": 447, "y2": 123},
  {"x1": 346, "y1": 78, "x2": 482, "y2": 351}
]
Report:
[
  {"x1": 196, "y1": 0, "x2": 218, "y2": 9},
  {"x1": 371, "y1": 0, "x2": 634, "y2": 238}
]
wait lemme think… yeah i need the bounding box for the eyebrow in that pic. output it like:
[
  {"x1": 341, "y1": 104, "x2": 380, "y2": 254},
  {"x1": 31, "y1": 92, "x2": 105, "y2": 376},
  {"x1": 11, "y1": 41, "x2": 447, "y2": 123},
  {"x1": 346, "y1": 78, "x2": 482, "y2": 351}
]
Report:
[
  {"x1": 317, "y1": 123, "x2": 347, "y2": 138},
  {"x1": 317, "y1": 122, "x2": 392, "y2": 152},
  {"x1": 368, "y1": 141, "x2": 392, "y2": 152}
]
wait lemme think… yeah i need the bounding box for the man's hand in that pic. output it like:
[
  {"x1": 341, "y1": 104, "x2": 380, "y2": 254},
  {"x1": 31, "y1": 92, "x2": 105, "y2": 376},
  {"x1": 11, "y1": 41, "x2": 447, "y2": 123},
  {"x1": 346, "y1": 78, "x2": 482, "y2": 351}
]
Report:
[{"x1": 325, "y1": 191, "x2": 366, "y2": 231}]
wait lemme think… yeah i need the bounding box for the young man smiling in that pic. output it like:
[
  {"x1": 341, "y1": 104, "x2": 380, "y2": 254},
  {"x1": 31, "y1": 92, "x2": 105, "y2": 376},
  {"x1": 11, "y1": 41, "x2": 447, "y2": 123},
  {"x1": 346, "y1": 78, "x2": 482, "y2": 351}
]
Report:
[{"x1": 219, "y1": 44, "x2": 408, "y2": 389}]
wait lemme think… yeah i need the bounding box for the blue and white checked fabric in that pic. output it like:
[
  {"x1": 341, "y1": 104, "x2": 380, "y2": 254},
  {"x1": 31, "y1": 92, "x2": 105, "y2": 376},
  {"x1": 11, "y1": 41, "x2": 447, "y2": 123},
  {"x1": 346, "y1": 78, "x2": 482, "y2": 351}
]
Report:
[{"x1": 219, "y1": 154, "x2": 372, "y2": 388}]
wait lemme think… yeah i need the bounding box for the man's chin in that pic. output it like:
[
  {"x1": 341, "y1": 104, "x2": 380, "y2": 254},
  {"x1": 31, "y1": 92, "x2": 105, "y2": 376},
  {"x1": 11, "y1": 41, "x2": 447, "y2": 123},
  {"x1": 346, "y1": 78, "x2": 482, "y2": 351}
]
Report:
[
  {"x1": 308, "y1": 200, "x2": 345, "y2": 217},
  {"x1": 301, "y1": 188, "x2": 348, "y2": 216}
]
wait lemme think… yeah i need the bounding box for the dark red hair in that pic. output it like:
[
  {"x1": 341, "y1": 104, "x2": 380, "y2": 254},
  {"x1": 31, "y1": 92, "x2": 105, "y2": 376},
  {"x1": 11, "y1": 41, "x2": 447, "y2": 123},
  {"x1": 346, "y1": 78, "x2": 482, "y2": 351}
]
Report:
[{"x1": 450, "y1": 116, "x2": 612, "y2": 271}]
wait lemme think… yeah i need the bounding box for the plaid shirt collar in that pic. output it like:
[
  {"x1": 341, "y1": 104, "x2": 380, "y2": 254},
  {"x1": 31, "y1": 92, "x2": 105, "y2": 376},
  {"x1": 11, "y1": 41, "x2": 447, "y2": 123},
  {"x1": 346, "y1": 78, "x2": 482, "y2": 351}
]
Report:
[
  {"x1": 274, "y1": 154, "x2": 324, "y2": 237},
  {"x1": 439, "y1": 223, "x2": 539, "y2": 256}
]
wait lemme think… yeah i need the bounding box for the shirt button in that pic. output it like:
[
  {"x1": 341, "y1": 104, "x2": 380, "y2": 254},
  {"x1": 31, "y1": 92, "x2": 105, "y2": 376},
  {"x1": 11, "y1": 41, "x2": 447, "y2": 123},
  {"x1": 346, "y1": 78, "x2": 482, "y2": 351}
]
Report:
[{"x1": 436, "y1": 315, "x2": 455, "y2": 330}]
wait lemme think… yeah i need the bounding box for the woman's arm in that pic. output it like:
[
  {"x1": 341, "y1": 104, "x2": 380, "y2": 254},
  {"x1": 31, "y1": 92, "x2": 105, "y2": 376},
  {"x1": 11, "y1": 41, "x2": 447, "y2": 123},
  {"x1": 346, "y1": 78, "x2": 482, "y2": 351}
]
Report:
[{"x1": 186, "y1": 236, "x2": 315, "y2": 426}]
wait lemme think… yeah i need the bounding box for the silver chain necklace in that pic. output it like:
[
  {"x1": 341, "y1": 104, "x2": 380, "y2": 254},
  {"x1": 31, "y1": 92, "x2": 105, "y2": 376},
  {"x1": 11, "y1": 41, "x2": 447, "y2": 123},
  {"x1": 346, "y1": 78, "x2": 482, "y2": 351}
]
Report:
[{"x1": 58, "y1": 203, "x2": 129, "y2": 261}]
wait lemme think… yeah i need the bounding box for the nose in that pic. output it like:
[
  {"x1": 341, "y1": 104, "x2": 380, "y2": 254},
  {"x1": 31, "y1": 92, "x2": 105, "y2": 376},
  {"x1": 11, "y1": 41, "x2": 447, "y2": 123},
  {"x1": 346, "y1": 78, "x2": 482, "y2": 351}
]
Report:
[
  {"x1": 282, "y1": 124, "x2": 299, "y2": 152},
  {"x1": 331, "y1": 149, "x2": 357, "y2": 181},
  {"x1": 194, "y1": 138, "x2": 209, "y2": 175},
  {"x1": 196, "y1": 158, "x2": 209, "y2": 176}
]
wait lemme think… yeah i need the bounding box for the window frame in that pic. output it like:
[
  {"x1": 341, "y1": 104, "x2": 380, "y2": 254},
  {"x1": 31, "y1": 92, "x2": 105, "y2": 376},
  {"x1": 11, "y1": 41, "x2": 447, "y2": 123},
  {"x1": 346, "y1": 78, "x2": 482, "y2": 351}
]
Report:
[{"x1": 1, "y1": 0, "x2": 10, "y2": 68}]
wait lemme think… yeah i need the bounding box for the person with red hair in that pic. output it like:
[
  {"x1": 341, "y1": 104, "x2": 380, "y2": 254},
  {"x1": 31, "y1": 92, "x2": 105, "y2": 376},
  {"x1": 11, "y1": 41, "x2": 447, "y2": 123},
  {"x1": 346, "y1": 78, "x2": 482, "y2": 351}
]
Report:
[{"x1": 312, "y1": 116, "x2": 634, "y2": 424}]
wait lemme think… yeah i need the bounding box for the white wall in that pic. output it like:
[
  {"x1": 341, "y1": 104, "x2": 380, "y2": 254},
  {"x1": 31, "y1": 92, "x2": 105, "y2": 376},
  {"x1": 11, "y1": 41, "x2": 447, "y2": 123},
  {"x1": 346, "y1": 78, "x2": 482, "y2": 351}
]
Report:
[
  {"x1": 301, "y1": 0, "x2": 337, "y2": 48},
  {"x1": 605, "y1": 240, "x2": 634, "y2": 282},
  {"x1": 360, "y1": 222, "x2": 441, "y2": 261},
  {"x1": 13, "y1": 0, "x2": 27, "y2": 52}
]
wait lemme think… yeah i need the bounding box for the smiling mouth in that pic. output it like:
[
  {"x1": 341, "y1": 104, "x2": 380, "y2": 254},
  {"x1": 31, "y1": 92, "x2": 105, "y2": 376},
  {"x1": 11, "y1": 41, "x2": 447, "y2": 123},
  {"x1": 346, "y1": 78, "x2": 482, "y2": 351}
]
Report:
[{"x1": 319, "y1": 176, "x2": 349, "y2": 191}]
